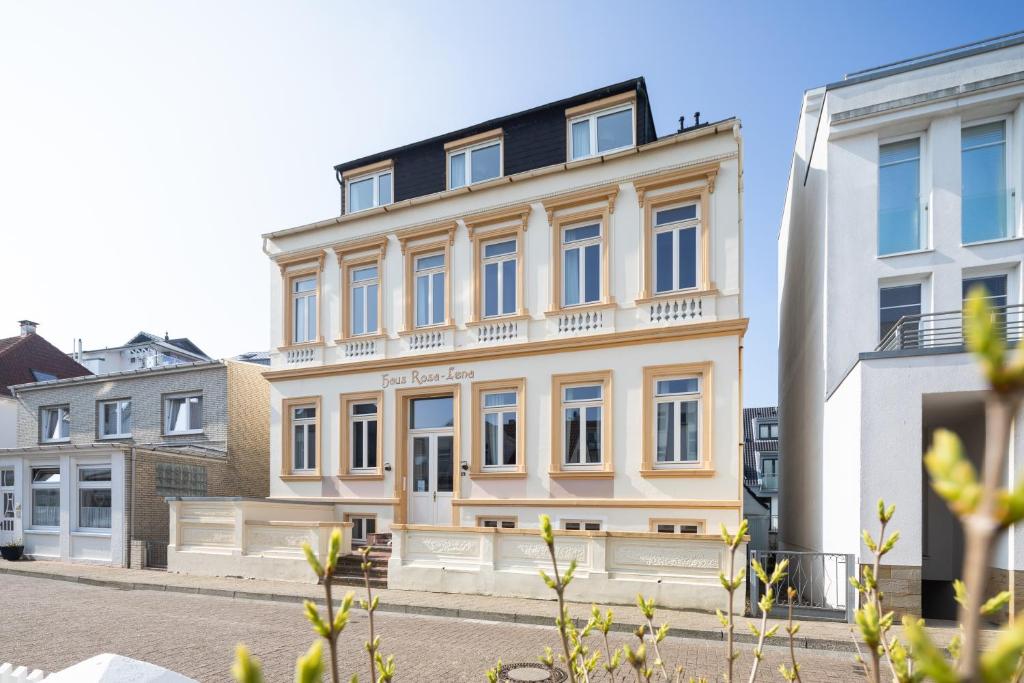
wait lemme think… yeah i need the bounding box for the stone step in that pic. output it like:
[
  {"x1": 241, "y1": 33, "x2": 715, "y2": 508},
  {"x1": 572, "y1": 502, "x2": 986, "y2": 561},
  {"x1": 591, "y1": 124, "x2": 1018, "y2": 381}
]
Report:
[{"x1": 328, "y1": 574, "x2": 389, "y2": 589}]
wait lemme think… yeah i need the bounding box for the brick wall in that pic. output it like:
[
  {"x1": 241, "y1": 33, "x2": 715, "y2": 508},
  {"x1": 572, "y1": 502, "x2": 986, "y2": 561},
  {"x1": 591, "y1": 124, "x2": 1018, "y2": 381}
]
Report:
[
  {"x1": 875, "y1": 564, "x2": 922, "y2": 617},
  {"x1": 226, "y1": 359, "x2": 270, "y2": 498}
]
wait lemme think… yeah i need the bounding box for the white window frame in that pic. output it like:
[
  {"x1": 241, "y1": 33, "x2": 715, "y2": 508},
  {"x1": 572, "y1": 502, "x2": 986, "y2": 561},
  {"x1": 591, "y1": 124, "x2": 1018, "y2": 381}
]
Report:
[
  {"x1": 653, "y1": 376, "x2": 701, "y2": 467},
  {"x1": 960, "y1": 114, "x2": 1016, "y2": 244},
  {"x1": 30, "y1": 465, "x2": 60, "y2": 529},
  {"x1": 39, "y1": 405, "x2": 70, "y2": 443},
  {"x1": 561, "y1": 222, "x2": 602, "y2": 307},
  {"x1": 76, "y1": 464, "x2": 112, "y2": 533},
  {"x1": 756, "y1": 422, "x2": 778, "y2": 440},
  {"x1": 349, "y1": 400, "x2": 379, "y2": 472},
  {"x1": 568, "y1": 103, "x2": 635, "y2": 161},
  {"x1": 561, "y1": 519, "x2": 602, "y2": 531},
  {"x1": 447, "y1": 139, "x2": 503, "y2": 190},
  {"x1": 414, "y1": 251, "x2": 447, "y2": 328},
  {"x1": 98, "y1": 399, "x2": 131, "y2": 439},
  {"x1": 346, "y1": 169, "x2": 393, "y2": 214},
  {"x1": 562, "y1": 383, "x2": 603, "y2": 468},
  {"x1": 481, "y1": 237, "x2": 518, "y2": 318},
  {"x1": 481, "y1": 390, "x2": 518, "y2": 471},
  {"x1": 291, "y1": 275, "x2": 318, "y2": 344},
  {"x1": 350, "y1": 264, "x2": 380, "y2": 337},
  {"x1": 291, "y1": 404, "x2": 318, "y2": 473},
  {"x1": 349, "y1": 515, "x2": 377, "y2": 544},
  {"x1": 479, "y1": 518, "x2": 517, "y2": 529},
  {"x1": 164, "y1": 393, "x2": 203, "y2": 435},
  {"x1": 653, "y1": 202, "x2": 701, "y2": 294},
  {"x1": 759, "y1": 453, "x2": 779, "y2": 491},
  {"x1": 654, "y1": 521, "x2": 703, "y2": 534}
]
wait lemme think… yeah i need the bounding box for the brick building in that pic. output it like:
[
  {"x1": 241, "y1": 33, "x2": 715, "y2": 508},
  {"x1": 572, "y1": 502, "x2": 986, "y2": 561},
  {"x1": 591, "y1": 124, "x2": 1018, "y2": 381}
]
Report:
[{"x1": 0, "y1": 358, "x2": 268, "y2": 567}]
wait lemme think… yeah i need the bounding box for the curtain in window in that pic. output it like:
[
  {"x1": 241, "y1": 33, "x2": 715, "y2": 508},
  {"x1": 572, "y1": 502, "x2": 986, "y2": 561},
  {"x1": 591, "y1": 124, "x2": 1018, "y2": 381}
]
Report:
[
  {"x1": 80, "y1": 489, "x2": 111, "y2": 529},
  {"x1": 571, "y1": 120, "x2": 590, "y2": 159},
  {"x1": 32, "y1": 489, "x2": 59, "y2": 527},
  {"x1": 45, "y1": 410, "x2": 59, "y2": 440},
  {"x1": 168, "y1": 400, "x2": 184, "y2": 432}
]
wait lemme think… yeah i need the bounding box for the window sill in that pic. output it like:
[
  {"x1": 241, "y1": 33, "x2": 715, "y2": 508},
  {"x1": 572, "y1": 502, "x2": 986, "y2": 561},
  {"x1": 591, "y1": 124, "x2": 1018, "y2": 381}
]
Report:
[
  {"x1": 549, "y1": 470, "x2": 614, "y2": 480},
  {"x1": 337, "y1": 472, "x2": 385, "y2": 481},
  {"x1": 961, "y1": 235, "x2": 1023, "y2": 247},
  {"x1": 277, "y1": 339, "x2": 326, "y2": 352},
  {"x1": 335, "y1": 331, "x2": 388, "y2": 344},
  {"x1": 71, "y1": 530, "x2": 112, "y2": 537},
  {"x1": 470, "y1": 470, "x2": 528, "y2": 480},
  {"x1": 25, "y1": 528, "x2": 59, "y2": 535},
  {"x1": 39, "y1": 440, "x2": 70, "y2": 445},
  {"x1": 449, "y1": 175, "x2": 506, "y2": 192},
  {"x1": 98, "y1": 435, "x2": 132, "y2": 441},
  {"x1": 280, "y1": 474, "x2": 323, "y2": 482},
  {"x1": 164, "y1": 430, "x2": 204, "y2": 437},
  {"x1": 466, "y1": 313, "x2": 531, "y2": 328},
  {"x1": 544, "y1": 301, "x2": 617, "y2": 317},
  {"x1": 877, "y1": 247, "x2": 933, "y2": 260},
  {"x1": 399, "y1": 323, "x2": 456, "y2": 336},
  {"x1": 640, "y1": 467, "x2": 715, "y2": 478},
  {"x1": 634, "y1": 288, "x2": 719, "y2": 306}
]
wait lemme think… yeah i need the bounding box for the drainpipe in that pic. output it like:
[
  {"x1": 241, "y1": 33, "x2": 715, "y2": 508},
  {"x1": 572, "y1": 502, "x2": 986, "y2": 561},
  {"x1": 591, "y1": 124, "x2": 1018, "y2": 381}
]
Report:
[{"x1": 129, "y1": 447, "x2": 136, "y2": 568}]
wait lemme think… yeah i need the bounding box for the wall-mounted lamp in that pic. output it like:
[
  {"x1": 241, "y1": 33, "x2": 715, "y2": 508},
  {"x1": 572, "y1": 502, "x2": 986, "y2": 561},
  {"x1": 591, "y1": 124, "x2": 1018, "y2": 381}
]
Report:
[{"x1": 383, "y1": 462, "x2": 392, "y2": 472}]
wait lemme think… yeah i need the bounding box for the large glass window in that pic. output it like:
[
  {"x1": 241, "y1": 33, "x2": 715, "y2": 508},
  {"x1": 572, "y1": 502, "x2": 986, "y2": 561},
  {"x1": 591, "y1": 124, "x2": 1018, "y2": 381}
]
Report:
[
  {"x1": 350, "y1": 265, "x2": 379, "y2": 336},
  {"x1": 291, "y1": 404, "x2": 317, "y2": 472},
  {"x1": 414, "y1": 252, "x2": 446, "y2": 327},
  {"x1": 350, "y1": 401, "x2": 378, "y2": 472},
  {"x1": 482, "y1": 391, "x2": 518, "y2": 469},
  {"x1": 347, "y1": 170, "x2": 392, "y2": 214},
  {"x1": 878, "y1": 138, "x2": 922, "y2": 255},
  {"x1": 653, "y1": 204, "x2": 699, "y2": 293},
  {"x1": 562, "y1": 223, "x2": 601, "y2": 307},
  {"x1": 569, "y1": 105, "x2": 634, "y2": 160},
  {"x1": 409, "y1": 396, "x2": 454, "y2": 429},
  {"x1": 99, "y1": 399, "x2": 131, "y2": 438},
  {"x1": 482, "y1": 238, "x2": 517, "y2": 318},
  {"x1": 165, "y1": 394, "x2": 202, "y2": 434},
  {"x1": 40, "y1": 405, "x2": 70, "y2": 442},
  {"x1": 31, "y1": 467, "x2": 60, "y2": 528},
  {"x1": 962, "y1": 121, "x2": 1009, "y2": 243},
  {"x1": 563, "y1": 384, "x2": 603, "y2": 466},
  {"x1": 879, "y1": 284, "x2": 922, "y2": 342},
  {"x1": 449, "y1": 140, "x2": 501, "y2": 189},
  {"x1": 78, "y1": 466, "x2": 111, "y2": 530},
  {"x1": 654, "y1": 377, "x2": 700, "y2": 465},
  {"x1": 291, "y1": 276, "x2": 318, "y2": 344}
]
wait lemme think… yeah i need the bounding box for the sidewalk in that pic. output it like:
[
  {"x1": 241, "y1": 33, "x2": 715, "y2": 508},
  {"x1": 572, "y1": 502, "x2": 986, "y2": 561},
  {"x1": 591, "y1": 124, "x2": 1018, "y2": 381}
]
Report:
[{"x1": 0, "y1": 557, "x2": 972, "y2": 654}]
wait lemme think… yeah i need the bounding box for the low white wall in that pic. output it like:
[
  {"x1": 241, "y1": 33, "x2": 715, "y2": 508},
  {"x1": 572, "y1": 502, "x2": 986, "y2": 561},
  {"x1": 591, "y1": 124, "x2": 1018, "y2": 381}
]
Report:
[
  {"x1": 388, "y1": 524, "x2": 743, "y2": 612},
  {"x1": 167, "y1": 498, "x2": 351, "y2": 583}
]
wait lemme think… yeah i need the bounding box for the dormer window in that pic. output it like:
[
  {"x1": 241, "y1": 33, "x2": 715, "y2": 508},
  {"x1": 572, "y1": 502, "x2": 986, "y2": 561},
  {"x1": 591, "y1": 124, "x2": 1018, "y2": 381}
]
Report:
[
  {"x1": 344, "y1": 161, "x2": 393, "y2": 214},
  {"x1": 446, "y1": 130, "x2": 503, "y2": 189},
  {"x1": 568, "y1": 102, "x2": 634, "y2": 161}
]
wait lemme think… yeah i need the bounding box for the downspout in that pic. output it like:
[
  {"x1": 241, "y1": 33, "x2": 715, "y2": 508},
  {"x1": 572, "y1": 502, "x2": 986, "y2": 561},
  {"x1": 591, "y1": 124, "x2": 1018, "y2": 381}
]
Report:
[
  {"x1": 335, "y1": 169, "x2": 346, "y2": 216},
  {"x1": 129, "y1": 447, "x2": 136, "y2": 568},
  {"x1": 733, "y1": 121, "x2": 746, "y2": 531}
]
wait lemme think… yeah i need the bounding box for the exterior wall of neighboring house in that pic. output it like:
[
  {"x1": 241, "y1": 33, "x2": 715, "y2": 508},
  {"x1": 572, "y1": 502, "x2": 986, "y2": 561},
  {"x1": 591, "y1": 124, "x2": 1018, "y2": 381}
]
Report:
[
  {"x1": 73, "y1": 333, "x2": 211, "y2": 375},
  {"x1": 0, "y1": 359, "x2": 269, "y2": 566},
  {"x1": 742, "y1": 406, "x2": 779, "y2": 541},
  {"x1": 778, "y1": 38, "x2": 1024, "y2": 615},
  {"x1": 0, "y1": 396, "x2": 15, "y2": 448}
]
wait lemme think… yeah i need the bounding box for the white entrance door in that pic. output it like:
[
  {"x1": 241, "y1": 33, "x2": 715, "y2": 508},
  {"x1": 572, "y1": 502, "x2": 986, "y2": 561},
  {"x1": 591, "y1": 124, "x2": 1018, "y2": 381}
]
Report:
[
  {"x1": 409, "y1": 432, "x2": 454, "y2": 525},
  {"x1": 0, "y1": 467, "x2": 15, "y2": 544}
]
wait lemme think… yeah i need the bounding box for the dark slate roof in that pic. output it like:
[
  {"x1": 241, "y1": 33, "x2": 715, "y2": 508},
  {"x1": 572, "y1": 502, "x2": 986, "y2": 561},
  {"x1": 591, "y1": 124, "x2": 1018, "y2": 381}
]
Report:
[
  {"x1": 0, "y1": 333, "x2": 91, "y2": 397},
  {"x1": 233, "y1": 351, "x2": 271, "y2": 366},
  {"x1": 123, "y1": 331, "x2": 210, "y2": 359},
  {"x1": 742, "y1": 406, "x2": 778, "y2": 488},
  {"x1": 333, "y1": 78, "x2": 658, "y2": 206}
]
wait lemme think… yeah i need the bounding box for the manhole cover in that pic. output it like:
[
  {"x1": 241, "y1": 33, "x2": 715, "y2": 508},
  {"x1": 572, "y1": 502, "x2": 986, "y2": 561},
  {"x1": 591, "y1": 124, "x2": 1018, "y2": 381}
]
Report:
[{"x1": 498, "y1": 663, "x2": 568, "y2": 682}]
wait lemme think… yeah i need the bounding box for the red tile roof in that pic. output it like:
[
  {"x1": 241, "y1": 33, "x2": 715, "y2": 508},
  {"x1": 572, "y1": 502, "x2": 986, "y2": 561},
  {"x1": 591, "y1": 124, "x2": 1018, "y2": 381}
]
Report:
[{"x1": 0, "y1": 333, "x2": 91, "y2": 397}]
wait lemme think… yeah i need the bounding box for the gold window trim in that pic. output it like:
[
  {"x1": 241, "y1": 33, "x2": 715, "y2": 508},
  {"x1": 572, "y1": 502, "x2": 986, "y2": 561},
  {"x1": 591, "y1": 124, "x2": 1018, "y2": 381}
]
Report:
[
  {"x1": 338, "y1": 391, "x2": 385, "y2": 480},
  {"x1": 277, "y1": 251, "x2": 325, "y2": 350},
  {"x1": 469, "y1": 378, "x2": 527, "y2": 479},
  {"x1": 640, "y1": 362, "x2": 714, "y2": 478},
  {"x1": 466, "y1": 204, "x2": 531, "y2": 323},
  {"x1": 281, "y1": 396, "x2": 322, "y2": 480},
  {"x1": 550, "y1": 370, "x2": 613, "y2": 479},
  {"x1": 335, "y1": 240, "x2": 387, "y2": 342}
]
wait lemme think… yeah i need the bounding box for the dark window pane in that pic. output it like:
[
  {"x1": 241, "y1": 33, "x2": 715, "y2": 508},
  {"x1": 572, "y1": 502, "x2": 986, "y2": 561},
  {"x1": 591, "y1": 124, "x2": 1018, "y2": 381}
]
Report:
[
  {"x1": 502, "y1": 258, "x2": 516, "y2": 314},
  {"x1": 431, "y1": 272, "x2": 445, "y2": 324},
  {"x1": 413, "y1": 438, "x2": 429, "y2": 492},
  {"x1": 352, "y1": 402, "x2": 377, "y2": 415},
  {"x1": 584, "y1": 244, "x2": 600, "y2": 302},
  {"x1": 306, "y1": 425, "x2": 316, "y2": 469},
  {"x1": 585, "y1": 406, "x2": 601, "y2": 463},
  {"x1": 563, "y1": 248, "x2": 580, "y2": 305},
  {"x1": 655, "y1": 231, "x2": 673, "y2": 293},
  {"x1": 678, "y1": 226, "x2": 697, "y2": 289},
  {"x1": 471, "y1": 143, "x2": 501, "y2": 183},
  {"x1": 596, "y1": 108, "x2": 632, "y2": 152},
  {"x1": 353, "y1": 421, "x2": 365, "y2": 469},
  {"x1": 502, "y1": 412, "x2": 517, "y2": 466},
  {"x1": 484, "y1": 262, "x2": 499, "y2": 317},
  {"x1": 656, "y1": 402, "x2": 674, "y2": 462},
  {"x1": 680, "y1": 400, "x2": 699, "y2": 461},
  {"x1": 484, "y1": 413, "x2": 499, "y2": 467},
  {"x1": 367, "y1": 420, "x2": 377, "y2": 468},
  {"x1": 879, "y1": 284, "x2": 921, "y2": 341},
  {"x1": 410, "y1": 397, "x2": 454, "y2": 429},
  {"x1": 437, "y1": 436, "x2": 454, "y2": 493},
  {"x1": 655, "y1": 205, "x2": 697, "y2": 225},
  {"x1": 564, "y1": 407, "x2": 580, "y2": 464},
  {"x1": 293, "y1": 428, "x2": 304, "y2": 470},
  {"x1": 565, "y1": 385, "x2": 601, "y2": 402}
]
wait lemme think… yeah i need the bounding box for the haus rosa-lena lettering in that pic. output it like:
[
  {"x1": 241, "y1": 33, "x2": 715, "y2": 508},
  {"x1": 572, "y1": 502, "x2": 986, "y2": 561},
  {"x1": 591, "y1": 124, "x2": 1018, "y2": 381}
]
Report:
[{"x1": 381, "y1": 367, "x2": 475, "y2": 389}]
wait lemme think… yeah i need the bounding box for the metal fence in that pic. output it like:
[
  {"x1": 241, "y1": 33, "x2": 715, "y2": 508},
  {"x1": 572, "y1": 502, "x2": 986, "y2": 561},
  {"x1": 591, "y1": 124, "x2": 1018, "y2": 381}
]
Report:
[
  {"x1": 876, "y1": 303, "x2": 1023, "y2": 352},
  {"x1": 145, "y1": 541, "x2": 168, "y2": 569},
  {"x1": 748, "y1": 550, "x2": 855, "y2": 623}
]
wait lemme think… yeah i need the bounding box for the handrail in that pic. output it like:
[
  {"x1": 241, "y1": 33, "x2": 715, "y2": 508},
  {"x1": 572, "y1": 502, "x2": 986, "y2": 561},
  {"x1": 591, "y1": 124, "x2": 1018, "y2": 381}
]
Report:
[{"x1": 875, "y1": 304, "x2": 1023, "y2": 353}]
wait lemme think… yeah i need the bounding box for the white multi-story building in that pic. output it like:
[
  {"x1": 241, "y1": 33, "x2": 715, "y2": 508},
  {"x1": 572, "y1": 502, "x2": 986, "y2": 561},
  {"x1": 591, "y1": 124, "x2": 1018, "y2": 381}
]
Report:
[
  {"x1": 169, "y1": 79, "x2": 747, "y2": 609},
  {"x1": 779, "y1": 34, "x2": 1024, "y2": 618}
]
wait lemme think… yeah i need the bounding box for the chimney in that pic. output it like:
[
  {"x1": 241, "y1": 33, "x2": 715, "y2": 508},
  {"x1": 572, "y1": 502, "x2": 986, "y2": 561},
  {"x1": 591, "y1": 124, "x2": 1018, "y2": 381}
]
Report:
[
  {"x1": 694, "y1": 111, "x2": 701, "y2": 127},
  {"x1": 678, "y1": 115, "x2": 685, "y2": 132},
  {"x1": 18, "y1": 320, "x2": 38, "y2": 336}
]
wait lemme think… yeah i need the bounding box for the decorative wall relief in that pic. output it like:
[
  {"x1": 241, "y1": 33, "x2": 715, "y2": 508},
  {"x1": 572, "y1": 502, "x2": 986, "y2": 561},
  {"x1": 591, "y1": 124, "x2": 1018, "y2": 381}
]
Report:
[
  {"x1": 611, "y1": 542, "x2": 720, "y2": 570},
  {"x1": 409, "y1": 535, "x2": 478, "y2": 557}
]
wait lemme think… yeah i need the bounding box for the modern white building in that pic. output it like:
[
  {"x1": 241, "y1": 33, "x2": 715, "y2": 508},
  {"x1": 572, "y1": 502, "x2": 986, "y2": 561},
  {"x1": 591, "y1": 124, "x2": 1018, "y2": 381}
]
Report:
[
  {"x1": 778, "y1": 33, "x2": 1024, "y2": 618},
  {"x1": 168, "y1": 79, "x2": 748, "y2": 610},
  {"x1": 70, "y1": 331, "x2": 211, "y2": 375}
]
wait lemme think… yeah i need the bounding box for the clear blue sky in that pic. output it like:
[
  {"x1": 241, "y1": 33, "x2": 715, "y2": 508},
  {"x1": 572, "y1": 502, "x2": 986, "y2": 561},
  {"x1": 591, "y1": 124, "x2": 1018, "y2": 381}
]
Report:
[{"x1": 2, "y1": 1, "x2": 1021, "y2": 407}]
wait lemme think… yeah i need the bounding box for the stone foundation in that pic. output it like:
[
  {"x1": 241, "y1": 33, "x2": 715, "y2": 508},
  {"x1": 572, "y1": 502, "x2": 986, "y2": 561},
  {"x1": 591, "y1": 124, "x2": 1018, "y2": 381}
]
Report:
[
  {"x1": 875, "y1": 564, "x2": 922, "y2": 617},
  {"x1": 985, "y1": 568, "x2": 1024, "y2": 621}
]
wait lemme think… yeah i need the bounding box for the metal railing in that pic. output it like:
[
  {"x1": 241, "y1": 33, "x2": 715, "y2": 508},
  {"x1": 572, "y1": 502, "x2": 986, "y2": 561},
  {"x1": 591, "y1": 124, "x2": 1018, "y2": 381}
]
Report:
[
  {"x1": 748, "y1": 550, "x2": 855, "y2": 622},
  {"x1": 875, "y1": 304, "x2": 1023, "y2": 353}
]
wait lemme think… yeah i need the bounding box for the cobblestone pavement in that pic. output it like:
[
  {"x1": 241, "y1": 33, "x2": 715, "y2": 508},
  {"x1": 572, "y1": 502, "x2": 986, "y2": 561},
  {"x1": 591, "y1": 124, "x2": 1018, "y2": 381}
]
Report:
[{"x1": 1, "y1": 574, "x2": 864, "y2": 682}]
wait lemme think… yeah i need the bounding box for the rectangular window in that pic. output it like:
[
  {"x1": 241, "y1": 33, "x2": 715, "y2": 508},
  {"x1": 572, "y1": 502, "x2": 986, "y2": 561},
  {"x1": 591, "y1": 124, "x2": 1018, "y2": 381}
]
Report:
[
  {"x1": 562, "y1": 223, "x2": 602, "y2": 307},
  {"x1": 563, "y1": 384, "x2": 603, "y2": 466},
  {"x1": 291, "y1": 275, "x2": 318, "y2": 344},
  {"x1": 757, "y1": 422, "x2": 778, "y2": 440},
  {"x1": 291, "y1": 404, "x2": 318, "y2": 472},
  {"x1": 760, "y1": 455, "x2": 779, "y2": 492},
  {"x1": 482, "y1": 238, "x2": 517, "y2": 318},
  {"x1": 350, "y1": 265, "x2": 379, "y2": 336},
  {"x1": 653, "y1": 203, "x2": 699, "y2": 293},
  {"x1": 962, "y1": 274, "x2": 1008, "y2": 308},
  {"x1": 654, "y1": 377, "x2": 700, "y2": 465},
  {"x1": 347, "y1": 169, "x2": 392, "y2": 214},
  {"x1": 962, "y1": 121, "x2": 1009, "y2": 243},
  {"x1": 479, "y1": 518, "x2": 517, "y2": 529},
  {"x1": 562, "y1": 520, "x2": 602, "y2": 531},
  {"x1": 569, "y1": 104, "x2": 634, "y2": 160},
  {"x1": 98, "y1": 399, "x2": 131, "y2": 438},
  {"x1": 448, "y1": 139, "x2": 502, "y2": 189},
  {"x1": 879, "y1": 284, "x2": 922, "y2": 342},
  {"x1": 350, "y1": 515, "x2": 377, "y2": 544},
  {"x1": 165, "y1": 394, "x2": 203, "y2": 434},
  {"x1": 414, "y1": 252, "x2": 446, "y2": 327},
  {"x1": 654, "y1": 521, "x2": 704, "y2": 534},
  {"x1": 77, "y1": 466, "x2": 112, "y2": 530},
  {"x1": 350, "y1": 401, "x2": 379, "y2": 472},
  {"x1": 31, "y1": 467, "x2": 60, "y2": 528},
  {"x1": 40, "y1": 405, "x2": 70, "y2": 442},
  {"x1": 482, "y1": 391, "x2": 518, "y2": 469},
  {"x1": 878, "y1": 138, "x2": 922, "y2": 255}
]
